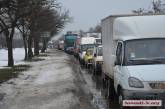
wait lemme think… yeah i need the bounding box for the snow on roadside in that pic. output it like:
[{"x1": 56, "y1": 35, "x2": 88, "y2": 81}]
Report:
[
  {"x1": 34, "y1": 56, "x2": 74, "y2": 85},
  {"x1": 0, "y1": 48, "x2": 25, "y2": 67},
  {"x1": 0, "y1": 50, "x2": 78, "y2": 109}
]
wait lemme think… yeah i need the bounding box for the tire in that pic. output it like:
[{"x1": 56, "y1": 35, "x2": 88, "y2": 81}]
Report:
[
  {"x1": 102, "y1": 78, "x2": 106, "y2": 89},
  {"x1": 96, "y1": 64, "x2": 102, "y2": 75},
  {"x1": 80, "y1": 60, "x2": 82, "y2": 65},
  {"x1": 118, "y1": 89, "x2": 128, "y2": 109},
  {"x1": 107, "y1": 79, "x2": 116, "y2": 100},
  {"x1": 93, "y1": 67, "x2": 96, "y2": 75},
  {"x1": 79, "y1": 59, "x2": 84, "y2": 66},
  {"x1": 85, "y1": 63, "x2": 87, "y2": 68}
]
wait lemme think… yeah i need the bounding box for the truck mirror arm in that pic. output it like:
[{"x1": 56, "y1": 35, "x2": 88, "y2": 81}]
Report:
[{"x1": 115, "y1": 58, "x2": 121, "y2": 65}]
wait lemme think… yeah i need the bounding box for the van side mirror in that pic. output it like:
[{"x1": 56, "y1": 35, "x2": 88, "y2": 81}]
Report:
[
  {"x1": 112, "y1": 55, "x2": 121, "y2": 65},
  {"x1": 94, "y1": 54, "x2": 96, "y2": 57}
]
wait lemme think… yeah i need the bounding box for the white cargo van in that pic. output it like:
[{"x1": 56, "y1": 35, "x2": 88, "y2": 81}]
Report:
[
  {"x1": 101, "y1": 14, "x2": 165, "y2": 108},
  {"x1": 58, "y1": 40, "x2": 64, "y2": 50},
  {"x1": 79, "y1": 37, "x2": 95, "y2": 64},
  {"x1": 92, "y1": 45, "x2": 103, "y2": 75}
]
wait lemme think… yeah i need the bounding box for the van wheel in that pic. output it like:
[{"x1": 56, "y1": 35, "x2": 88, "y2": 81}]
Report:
[
  {"x1": 93, "y1": 67, "x2": 96, "y2": 75},
  {"x1": 79, "y1": 59, "x2": 82, "y2": 65},
  {"x1": 85, "y1": 63, "x2": 87, "y2": 68},
  {"x1": 107, "y1": 79, "x2": 116, "y2": 100},
  {"x1": 118, "y1": 89, "x2": 127, "y2": 109},
  {"x1": 102, "y1": 78, "x2": 106, "y2": 89}
]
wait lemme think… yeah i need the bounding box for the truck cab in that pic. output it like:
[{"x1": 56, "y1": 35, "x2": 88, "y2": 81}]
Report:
[{"x1": 115, "y1": 38, "x2": 165, "y2": 105}]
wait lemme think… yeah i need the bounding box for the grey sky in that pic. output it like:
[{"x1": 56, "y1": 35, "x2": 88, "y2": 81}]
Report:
[{"x1": 57, "y1": 0, "x2": 164, "y2": 36}]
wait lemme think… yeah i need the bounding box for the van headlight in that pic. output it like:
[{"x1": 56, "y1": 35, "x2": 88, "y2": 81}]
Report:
[{"x1": 128, "y1": 77, "x2": 144, "y2": 88}]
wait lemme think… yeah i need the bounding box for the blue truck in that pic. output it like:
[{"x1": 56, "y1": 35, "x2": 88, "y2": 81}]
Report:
[{"x1": 64, "y1": 34, "x2": 77, "y2": 54}]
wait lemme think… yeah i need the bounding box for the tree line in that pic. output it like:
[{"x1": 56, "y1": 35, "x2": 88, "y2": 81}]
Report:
[
  {"x1": 0, "y1": 0, "x2": 71, "y2": 67},
  {"x1": 132, "y1": 0, "x2": 164, "y2": 14}
]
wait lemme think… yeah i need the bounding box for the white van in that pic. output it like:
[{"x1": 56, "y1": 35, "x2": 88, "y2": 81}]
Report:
[
  {"x1": 92, "y1": 45, "x2": 103, "y2": 75},
  {"x1": 79, "y1": 37, "x2": 95, "y2": 64},
  {"x1": 102, "y1": 14, "x2": 165, "y2": 108}
]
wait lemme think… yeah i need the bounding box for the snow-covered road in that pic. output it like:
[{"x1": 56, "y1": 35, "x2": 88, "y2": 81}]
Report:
[{"x1": 0, "y1": 49, "x2": 95, "y2": 109}]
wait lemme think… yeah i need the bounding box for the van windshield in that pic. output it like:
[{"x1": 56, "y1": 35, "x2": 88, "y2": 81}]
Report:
[
  {"x1": 125, "y1": 39, "x2": 165, "y2": 65},
  {"x1": 87, "y1": 49, "x2": 93, "y2": 55},
  {"x1": 96, "y1": 39, "x2": 102, "y2": 45},
  {"x1": 81, "y1": 44, "x2": 95, "y2": 51}
]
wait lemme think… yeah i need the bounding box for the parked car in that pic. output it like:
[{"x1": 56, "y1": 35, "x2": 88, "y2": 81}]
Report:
[
  {"x1": 101, "y1": 14, "x2": 165, "y2": 108},
  {"x1": 92, "y1": 45, "x2": 103, "y2": 75}
]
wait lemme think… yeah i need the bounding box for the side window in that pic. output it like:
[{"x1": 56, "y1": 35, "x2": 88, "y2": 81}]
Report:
[{"x1": 116, "y1": 42, "x2": 123, "y2": 64}]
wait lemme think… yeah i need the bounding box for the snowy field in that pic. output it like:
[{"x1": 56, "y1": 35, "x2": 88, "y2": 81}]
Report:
[{"x1": 0, "y1": 48, "x2": 25, "y2": 67}]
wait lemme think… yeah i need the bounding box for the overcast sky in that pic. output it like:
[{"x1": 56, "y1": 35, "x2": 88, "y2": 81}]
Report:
[{"x1": 55, "y1": 0, "x2": 164, "y2": 38}]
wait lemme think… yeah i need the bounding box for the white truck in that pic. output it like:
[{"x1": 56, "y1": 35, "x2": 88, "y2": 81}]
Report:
[
  {"x1": 79, "y1": 37, "x2": 95, "y2": 65},
  {"x1": 101, "y1": 14, "x2": 165, "y2": 108},
  {"x1": 58, "y1": 40, "x2": 64, "y2": 50},
  {"x1": 92, "y1": 45, "x2": 103, "y2": 75}
]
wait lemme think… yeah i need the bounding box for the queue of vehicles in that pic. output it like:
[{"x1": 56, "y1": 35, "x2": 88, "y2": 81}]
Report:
[
  {"x1": 58, "y1": 31, "x2": 103, "y2": 72},
  {"x1": 58, "y1": 14, "x2": 165, "y2": 109}
]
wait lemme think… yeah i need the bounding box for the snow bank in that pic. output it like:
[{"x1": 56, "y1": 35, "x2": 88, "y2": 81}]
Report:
[
  {"x1": 34, "y1": 63, "x2": 74, "y2": 85},
  {"x1": 0, "y1": 48, "x2": 25, "y2": 67}
]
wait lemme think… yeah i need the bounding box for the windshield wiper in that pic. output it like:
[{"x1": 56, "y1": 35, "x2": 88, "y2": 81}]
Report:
[
  {"x1": 151, "y1": 57, "x2": 165, "y2": 61},
  {"x1": 128, "y1": 58, "x2": 164, "y2": 65}
]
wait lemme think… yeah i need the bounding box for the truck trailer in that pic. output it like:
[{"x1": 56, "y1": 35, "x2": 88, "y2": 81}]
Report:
[{"x1": 101, "y1": 14, "x2": 165, "y2": 108}]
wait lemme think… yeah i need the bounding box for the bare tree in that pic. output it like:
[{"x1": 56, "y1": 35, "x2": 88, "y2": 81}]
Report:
[
  {"x1": 0, "y1": 0, "x2": 19, "y2": 67},
  {"x1": 88, "y1": 24, "x2": 101, "y2": 33},
  {"x1": 153, "y1": 0, "x2": 161, "y2": 13},
  {"x1": 0, "y1": 0, "x2": 71, "y2": 65},
  {"x1": 132, "y1": 0, "x2": 164, "y2": 14}
]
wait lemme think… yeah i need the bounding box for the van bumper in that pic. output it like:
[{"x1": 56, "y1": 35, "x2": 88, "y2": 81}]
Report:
[{"x1": 123, "y1": 90, "x2": 165, "y2": 108}]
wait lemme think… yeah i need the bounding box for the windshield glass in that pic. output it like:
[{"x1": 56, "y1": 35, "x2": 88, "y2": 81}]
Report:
[
  {"x1": 125, "y1": 39, "x2": 165, "y2": 65},
  {"x1": 86, "y1": 49, "x2": 93, "y2": 55},
  {"x1": 97, "y1": 47, "x2": 102, "y2": 56},
  {"x1": 81, "y1": 44, "x2": 95, "y2": 51},
  {"x1": 96, "y1": 39, "x2": 102, "y2": 45}
]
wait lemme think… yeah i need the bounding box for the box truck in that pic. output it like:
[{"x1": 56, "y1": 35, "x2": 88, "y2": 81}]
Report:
[
  {"x1": 64, "y1": 33, "x2": 77, "y2": 54},
  {"x1": 101, "y1": 14, "x2": 165, "y2": 108},
  {"x1": 73, "y1": 37, "x2": 81, "y2": 58},
  {"x1": 58, "y1": 40, "x2": 64, "y2": 50}
]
